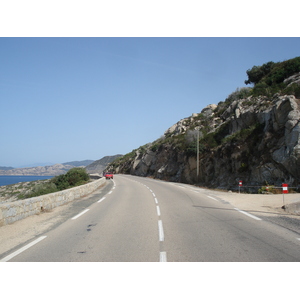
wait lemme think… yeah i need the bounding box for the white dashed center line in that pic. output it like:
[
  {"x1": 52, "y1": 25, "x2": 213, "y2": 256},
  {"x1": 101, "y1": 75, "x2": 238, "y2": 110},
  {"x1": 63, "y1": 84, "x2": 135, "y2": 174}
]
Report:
[{"x1": 158, "y1": 220, "x2": 165, "y2": 242}]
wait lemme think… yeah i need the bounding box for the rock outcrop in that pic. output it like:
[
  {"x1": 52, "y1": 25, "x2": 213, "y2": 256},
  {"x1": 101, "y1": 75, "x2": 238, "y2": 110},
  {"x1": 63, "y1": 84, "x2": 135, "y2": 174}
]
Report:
[{"x1": 107, "y1": 94, "x2": 300, "y2": 190}]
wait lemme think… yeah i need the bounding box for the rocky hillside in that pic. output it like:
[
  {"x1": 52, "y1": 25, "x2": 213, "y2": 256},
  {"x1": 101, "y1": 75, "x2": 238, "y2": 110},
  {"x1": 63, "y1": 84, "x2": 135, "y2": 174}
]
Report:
[
  {"x1": 106, "y1": 57, "x2": 300, "y2": 191},
  {"x1": 85, "y1": 155, "x2": 123, "y2": 175}
]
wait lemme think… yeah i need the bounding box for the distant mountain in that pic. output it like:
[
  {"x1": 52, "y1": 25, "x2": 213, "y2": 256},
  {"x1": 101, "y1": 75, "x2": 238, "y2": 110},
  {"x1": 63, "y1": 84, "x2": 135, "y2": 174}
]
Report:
[
  {"x1": 85, "y1": 155, "x2": 123, "y2": 175},
  {"x1": 18, "y1": 162, "x2": 54, "y2": 168},
  {"x1": 0, "y1": 164, "x2": 73, "y2": 176},
  {"x1": 0, "y1": 166, "x2": 14, "y2": 171},
  {"x1": 0, "y1": 160, "x2": 95, "y2": 176},
  {"x1": 62, "y1": 160, "x2": 94, "y2": 167}
]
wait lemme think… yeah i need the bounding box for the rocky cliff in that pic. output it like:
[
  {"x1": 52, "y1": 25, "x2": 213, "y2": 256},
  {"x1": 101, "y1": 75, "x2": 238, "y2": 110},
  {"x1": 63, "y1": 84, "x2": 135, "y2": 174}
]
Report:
[{"x1": 107, "y1": 64, "x2": 300, "y2": 191}]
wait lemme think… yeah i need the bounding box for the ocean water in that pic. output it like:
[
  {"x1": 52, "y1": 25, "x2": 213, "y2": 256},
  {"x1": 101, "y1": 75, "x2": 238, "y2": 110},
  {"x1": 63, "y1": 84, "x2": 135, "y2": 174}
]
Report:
[{"x1": 0, "y1": 176, "x2": 54, "y2": 187}]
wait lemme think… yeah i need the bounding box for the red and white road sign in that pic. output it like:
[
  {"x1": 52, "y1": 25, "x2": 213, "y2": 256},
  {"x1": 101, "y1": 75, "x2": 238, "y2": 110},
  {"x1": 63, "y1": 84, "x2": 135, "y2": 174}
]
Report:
[
  {"x1": 239, "y1": 180, "x2": 243, "y2": 186},
  {"x1": 282, "y1": 183, "x2": 288, "y2": 194}
]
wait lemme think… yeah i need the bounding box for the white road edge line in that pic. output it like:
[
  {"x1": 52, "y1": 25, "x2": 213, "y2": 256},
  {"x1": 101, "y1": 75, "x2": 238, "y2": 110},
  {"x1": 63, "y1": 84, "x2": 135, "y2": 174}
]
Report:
[
  {"x1": 0, "y1": 236, "x2": 47, "y2": 262},
  {"x1": 108, "y1": 191, "x2": 112, "y2": 194},
  {"x1": 72, "y1": 209, "x2": 90, "y2": 220},
  {"x1": 160, "y1": 252, "x2": 167, "y2": 262},
  {"x1": 207, "y1": 196, "x2": 217, "y2": 201},
  {"x1": 98, "y1": 197, "x2": 106, "y2": 203},
  {"x1": 158, "y1": 220, "x2": 164, "y2": 241},
  {"x1": 154, "y1": 197, "x2": 158, "y2": 204},
  {"x1": 234, "y1": 208, "x2": 262, "y2": 221}
]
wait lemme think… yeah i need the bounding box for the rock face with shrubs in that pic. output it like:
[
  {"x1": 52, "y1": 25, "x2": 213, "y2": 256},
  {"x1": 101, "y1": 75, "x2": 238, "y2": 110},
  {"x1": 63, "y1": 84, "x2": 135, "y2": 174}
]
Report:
[{"x1": 106, "y1": 57, "x2": 300, "y2": 191}]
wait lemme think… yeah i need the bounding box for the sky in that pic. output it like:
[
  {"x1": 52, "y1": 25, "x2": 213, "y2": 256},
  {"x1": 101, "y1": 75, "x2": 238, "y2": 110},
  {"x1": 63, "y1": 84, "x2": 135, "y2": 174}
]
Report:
[{"x1": 1, "y1": 37, "x2": 300, "y2": 167}]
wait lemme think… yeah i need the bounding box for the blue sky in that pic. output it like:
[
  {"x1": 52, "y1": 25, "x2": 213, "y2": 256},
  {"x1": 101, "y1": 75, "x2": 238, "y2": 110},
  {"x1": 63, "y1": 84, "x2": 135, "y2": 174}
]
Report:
[{"x1": 1, "y1": 37, "x2": 300, "y2": 167}]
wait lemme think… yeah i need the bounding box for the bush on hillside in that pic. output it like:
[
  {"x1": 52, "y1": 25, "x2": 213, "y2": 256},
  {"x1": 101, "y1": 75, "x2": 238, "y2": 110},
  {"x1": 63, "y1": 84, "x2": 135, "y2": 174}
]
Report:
[
  {"x1": 51, "y1": 168, "x2": 90, "y2": 190},
  {"x1": 225, "y1": 87, "x2": 252, "y2": 104},
  {"x1": 245, "y1": 57, "x2": 300, "y2": 97},
  {"x1": 22, "y1": 168, "x2": 90, "y2": 199}
]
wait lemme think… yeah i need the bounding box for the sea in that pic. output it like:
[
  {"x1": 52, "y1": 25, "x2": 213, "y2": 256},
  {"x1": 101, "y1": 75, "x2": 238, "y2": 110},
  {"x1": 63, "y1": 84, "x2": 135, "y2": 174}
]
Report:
[{"x1": 0, "y1": 175, "x2": 54, "y2": 187}]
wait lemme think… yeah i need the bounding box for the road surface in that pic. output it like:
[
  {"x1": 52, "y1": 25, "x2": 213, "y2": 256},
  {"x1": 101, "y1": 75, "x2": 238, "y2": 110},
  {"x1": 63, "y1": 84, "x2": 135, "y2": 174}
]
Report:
[{"x1": 1, "y1": 175, "x2": 300, "y2": 262}]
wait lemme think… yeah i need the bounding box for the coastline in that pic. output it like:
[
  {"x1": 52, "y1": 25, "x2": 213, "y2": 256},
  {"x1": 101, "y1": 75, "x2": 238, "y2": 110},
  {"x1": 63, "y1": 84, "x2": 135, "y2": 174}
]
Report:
[{"x1": 0, "y1": 175, "x2": 53, "y2": 187}]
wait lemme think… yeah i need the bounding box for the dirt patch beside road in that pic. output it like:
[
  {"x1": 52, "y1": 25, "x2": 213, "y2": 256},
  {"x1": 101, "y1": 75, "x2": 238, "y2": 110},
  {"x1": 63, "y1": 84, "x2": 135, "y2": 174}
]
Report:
[{"x1": 213, "y1": 190, "x2": 300, "y2": 218}]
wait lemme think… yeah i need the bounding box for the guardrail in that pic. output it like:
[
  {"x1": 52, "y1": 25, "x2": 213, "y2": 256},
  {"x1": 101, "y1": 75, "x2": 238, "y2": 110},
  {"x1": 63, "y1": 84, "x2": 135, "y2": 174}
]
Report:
[
  {"x1": 235, "y1": 181, "x2": 299, "y2": 194},
  {"x1": 0, "y1": 177, "x2": 106, "y2": 227}
]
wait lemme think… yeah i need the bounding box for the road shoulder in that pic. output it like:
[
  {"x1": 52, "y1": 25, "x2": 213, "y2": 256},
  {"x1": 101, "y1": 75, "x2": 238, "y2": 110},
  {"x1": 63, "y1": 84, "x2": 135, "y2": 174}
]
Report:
[{"x1": 0, "y1": 181, "x2": 111, "y2": 259}]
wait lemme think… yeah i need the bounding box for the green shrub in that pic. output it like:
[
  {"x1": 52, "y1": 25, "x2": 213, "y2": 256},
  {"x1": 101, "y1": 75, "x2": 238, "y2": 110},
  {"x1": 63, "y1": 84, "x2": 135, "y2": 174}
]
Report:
[
  {"x1": 25, "y1": 182, "x2": 58, "y2": 198},
  {"x1": 284, "y1": 83, "x2": 300, "y2": 98},
  {"x1": 51, "y1": 168, "x2": 89, "y2": 190},
  {"x1": 258, "y1": 185, "x2": 281, "y2": 194},
  {"x1": 22, "y1": 168, "x2": 90, "y2": 199},
  {"x1": 245, "y1": 56, "x2": 300, "y2": 97},
  {"x1": 225, "y1": 87, "x2": 252, "y2": 103}
]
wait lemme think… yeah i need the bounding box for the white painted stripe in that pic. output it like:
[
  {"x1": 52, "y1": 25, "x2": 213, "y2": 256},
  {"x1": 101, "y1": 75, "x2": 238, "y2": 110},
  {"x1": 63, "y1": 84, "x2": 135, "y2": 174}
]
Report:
[
  {"x1": 72, "y1": 209, "x2": 89, "y2": 220},
  {"x1": 149, "y1": 189, "x2": 153, "y2": 193},
  {"x1": 98, "y1": 197, "x2": 106, "y2": 203},
  {"x1": 207, "y1": 196, "x2": 217, "y2": 201},
  {"x1": 108, "y1": 191, "x2": 112, "y2": 194},
  {"x1": 234, "y1": 208, "x2": 262, "y2": 221},
  {"x1": 156, "y1": 206, "x2": 161, "y2": 216},
  {"x1": 160, "y1": 252, "x2": 167, "y2": 262},
  {"x1": 154, "y1": 197, "x2": 158, "y2": 204},
  {"x1": 297, "y1": 238, "x2": 300, "y2": 241},
  {"x1": 152, "y1": 192, "x2": 156, "y2": 197},
  {"x1": 0, "y1": 236, "x2": 47, "y2": 262},
  {"x1": 158, "y1": 220, "x2": 164, "y2": 241},
  {"x1": 113, "y1": 187, "x2": 115, "y2": 190}
]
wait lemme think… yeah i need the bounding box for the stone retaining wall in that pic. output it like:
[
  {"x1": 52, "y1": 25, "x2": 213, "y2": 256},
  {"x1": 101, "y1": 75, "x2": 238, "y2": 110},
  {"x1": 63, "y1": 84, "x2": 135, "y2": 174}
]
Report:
[{"x1": 0, "y1": 177, "x2": 106, "y2": 227}]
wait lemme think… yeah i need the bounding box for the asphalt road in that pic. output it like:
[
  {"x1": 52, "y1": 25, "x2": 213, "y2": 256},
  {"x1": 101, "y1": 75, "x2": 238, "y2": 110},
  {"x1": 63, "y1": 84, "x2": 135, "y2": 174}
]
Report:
[{"x1": 2, "y1": 175, "x2": 300, "y2": 262}]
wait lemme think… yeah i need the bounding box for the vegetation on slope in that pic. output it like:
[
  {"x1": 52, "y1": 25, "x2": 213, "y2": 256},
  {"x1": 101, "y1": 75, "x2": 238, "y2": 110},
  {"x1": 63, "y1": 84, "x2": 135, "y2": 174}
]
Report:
[
  {"x1": 19, "y1": 168, "x2": 90, "y2": 199},
  {"x1": 245, "y1": 56, "x2": 300, "y2": 97}
]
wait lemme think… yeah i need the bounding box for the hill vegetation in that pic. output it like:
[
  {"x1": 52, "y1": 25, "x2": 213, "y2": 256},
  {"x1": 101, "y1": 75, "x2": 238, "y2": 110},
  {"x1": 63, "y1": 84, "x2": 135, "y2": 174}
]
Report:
[
  {"x1": 19, "y1": 168, "x2": 90, "y2": 199},
  {"x1": 244, "y1": 56, "x2": 300, "y2": 97}
]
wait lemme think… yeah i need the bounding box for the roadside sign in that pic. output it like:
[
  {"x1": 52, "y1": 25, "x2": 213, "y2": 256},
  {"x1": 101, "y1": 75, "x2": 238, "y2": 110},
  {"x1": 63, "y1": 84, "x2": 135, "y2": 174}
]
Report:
[
  {"x1": 282, "y1": 183, "x2": 288, "y2": 194},
  {"x1": 238, "y1": 180, "x2": 242, "y2": 194}
]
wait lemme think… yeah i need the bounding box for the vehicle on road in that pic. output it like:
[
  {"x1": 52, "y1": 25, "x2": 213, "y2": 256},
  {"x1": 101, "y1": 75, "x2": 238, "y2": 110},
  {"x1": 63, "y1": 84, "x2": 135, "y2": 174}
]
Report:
[{"x1": 104, "y1": 172, "x2": 114, "y2": 179}]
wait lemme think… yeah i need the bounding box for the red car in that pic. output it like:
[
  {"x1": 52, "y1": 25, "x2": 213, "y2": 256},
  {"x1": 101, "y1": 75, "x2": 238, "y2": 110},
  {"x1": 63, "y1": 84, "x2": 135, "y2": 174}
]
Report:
[{"x1": 104, "y1": 172, "x2": 114, "y2": 179}]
